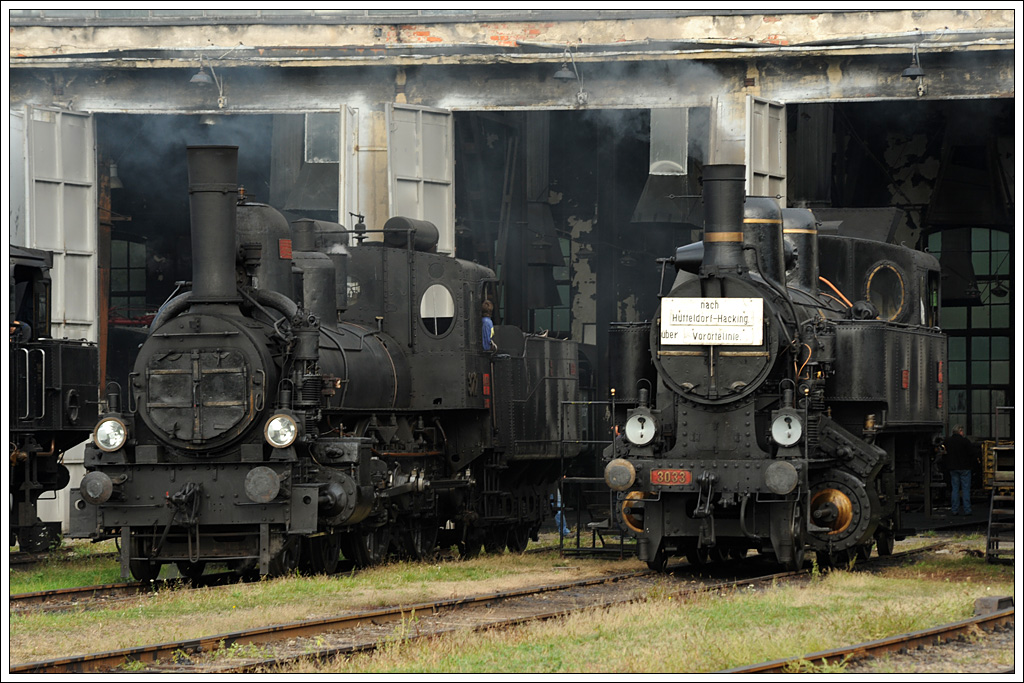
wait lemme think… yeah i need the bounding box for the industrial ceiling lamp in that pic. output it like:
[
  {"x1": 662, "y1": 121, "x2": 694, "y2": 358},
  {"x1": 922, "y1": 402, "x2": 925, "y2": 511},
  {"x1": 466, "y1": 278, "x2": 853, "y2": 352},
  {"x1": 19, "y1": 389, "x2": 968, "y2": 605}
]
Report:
[
  {"x1": 553, "y1": 63, "x2": 576, "y2": 80},
  {"x1": 901, "y1": 45, "x2": 925, "y2": 80},
  {"x1": 109, "y1": 163, "x2": 124, "y2": 190},
  {"x1": 553, "y1": 47, "x2": 588, "y2": 107},
  {"x1": 190, "y1": 54, "x2": 226, "y2": 108}
]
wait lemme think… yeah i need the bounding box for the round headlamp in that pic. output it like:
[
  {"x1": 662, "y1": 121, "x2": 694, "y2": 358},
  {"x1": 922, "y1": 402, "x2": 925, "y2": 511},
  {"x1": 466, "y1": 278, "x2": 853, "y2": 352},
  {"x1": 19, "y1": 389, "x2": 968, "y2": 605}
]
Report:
[
  {"x1": 94, "y1": 417, "x2": 128, "y2": 452},
  {"x1": 624, "y1": 410, "x2": 657, "y2": 447},
  {"x1": 771, "y1": 412, "x2": 803, "y2": 447},
  {"x1": 264, "y1": 413, "x2": 299, "y2": 448}
]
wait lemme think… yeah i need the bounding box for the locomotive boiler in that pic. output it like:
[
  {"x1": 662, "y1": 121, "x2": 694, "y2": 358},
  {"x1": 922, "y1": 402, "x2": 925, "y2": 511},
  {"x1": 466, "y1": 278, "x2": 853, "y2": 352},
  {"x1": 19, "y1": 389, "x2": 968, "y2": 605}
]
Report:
[
  {"x1": 604, "y1": 164, "x2": 946, "y2": 570},
  {"x1": 71, "y1": 145, "x2": 582, "y2": 580}
]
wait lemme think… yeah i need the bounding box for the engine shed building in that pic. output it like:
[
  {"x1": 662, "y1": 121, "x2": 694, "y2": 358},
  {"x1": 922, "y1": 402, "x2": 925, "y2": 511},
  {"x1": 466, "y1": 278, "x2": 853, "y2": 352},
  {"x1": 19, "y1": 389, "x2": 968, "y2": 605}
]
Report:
[{"x1": 6, "y1": 8, "x2": 1016, "y2": 528}]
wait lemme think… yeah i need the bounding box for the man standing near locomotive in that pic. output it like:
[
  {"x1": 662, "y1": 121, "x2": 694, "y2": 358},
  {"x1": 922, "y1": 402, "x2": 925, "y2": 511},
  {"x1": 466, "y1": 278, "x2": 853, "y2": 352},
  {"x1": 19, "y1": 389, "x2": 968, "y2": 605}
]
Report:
[
  {"x1": 481, "y1": 300, "x2": 497, "y2": 351},
  {"x1": 943, "y1": 424, "x2": 975, "y2": 516}
]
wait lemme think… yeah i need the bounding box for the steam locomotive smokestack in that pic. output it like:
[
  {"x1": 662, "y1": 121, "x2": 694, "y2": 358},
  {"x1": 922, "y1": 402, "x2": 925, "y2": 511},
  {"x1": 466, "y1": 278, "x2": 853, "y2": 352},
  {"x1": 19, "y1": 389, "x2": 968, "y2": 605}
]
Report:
[
  {"x1": 701, "y1": 164, "x2": 747, "y2": 274},
  {"x1": 187, "y1": 145, "x2": 241, "y2": 302}
]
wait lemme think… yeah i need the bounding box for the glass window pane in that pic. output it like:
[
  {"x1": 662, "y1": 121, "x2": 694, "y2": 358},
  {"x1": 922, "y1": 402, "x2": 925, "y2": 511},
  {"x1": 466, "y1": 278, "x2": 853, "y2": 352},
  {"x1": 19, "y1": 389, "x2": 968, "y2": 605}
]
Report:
[
  {"x1": 972, "y1": 251, "x2": 990, "y2": 277},
  {"x1": 949, "y1": 389, "x2": 967, "y2": 413},
  {"x1": 971, "y1": 337, "x2": 990, "y2": 359},
  {"x1": 130, "y1": 241, "x2": 146, "y2": 265},
  {"x1": 111, "y1": 269, "x2": 127, "y2": 291},
  {"x1": 940, "y1": 307, "x2": 967, "y2": 329},
  {"x1": 991, "y1": 230, "x2": 1009, "y2": 251},
  {"x1": 972, "y1": 390, "x2": 992, "y2": 413},
  {"x1": 554, "y1": 308, "x2": 569, "y2": 333},
  {"x1": 949, "y1": 361, "x2": 967, "y2": 385},
  {"x1": 534, "y1": 309, "x2": 551, "y2": 332},
  {"x1": 991, "y1": 304, "x2": 1010, "y2": 328},
  {"x1": 971, "y1": 415, "x2": 988, "y2": 438},
  {"x1": 111, "y1": 240, "x2": 127, "y2": 268},
  {"x1": 927, "y1": 232, "x2": 942, "y2": 253},
  {"x1": 947, "y1": 337, "x2": 966, "y2": 361},
  {"x1": 971, "y1": 228, "x2": 990, "y2": 250},
  {"x1": 130, "y1": 268, "x2": 146, "y2": 291},
  {"x1": 991, "y1": 336, "x2": 1009, "y2": 360},
  {"x1": 991, "y1": 361, "x2": 1010, "y2": 382},
  {"x1": 972, "y1": 361, "x2": 990, "y2": 384},
  {"x1": 973, "y1": 305, "x2": 990, "y2": 328}
]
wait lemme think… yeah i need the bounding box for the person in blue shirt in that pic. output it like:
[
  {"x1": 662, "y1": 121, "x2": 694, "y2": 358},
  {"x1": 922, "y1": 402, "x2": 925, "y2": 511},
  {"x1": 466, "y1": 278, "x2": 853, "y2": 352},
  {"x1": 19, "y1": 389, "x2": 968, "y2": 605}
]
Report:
[{"x1": 481, "y1": 300, "x2": 496, "y2": 351}]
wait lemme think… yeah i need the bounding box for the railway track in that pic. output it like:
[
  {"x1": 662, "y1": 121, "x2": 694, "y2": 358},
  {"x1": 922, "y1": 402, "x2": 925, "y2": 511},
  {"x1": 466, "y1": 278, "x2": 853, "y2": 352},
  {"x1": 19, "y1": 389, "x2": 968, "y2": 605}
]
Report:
[
  {"x1": 11, "y1": 543, "x2": 949, "y2": 673},
  {"x1": 721, "y1": 606, "x2": 1015, "y2": 674}
]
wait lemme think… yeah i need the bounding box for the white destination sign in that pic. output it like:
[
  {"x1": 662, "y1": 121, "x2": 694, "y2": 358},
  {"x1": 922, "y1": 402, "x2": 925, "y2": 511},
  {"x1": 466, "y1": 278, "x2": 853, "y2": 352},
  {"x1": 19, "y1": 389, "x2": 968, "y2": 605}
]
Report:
[{"x1": 660, "y1": 298, "x2": 764, "y2": 346}]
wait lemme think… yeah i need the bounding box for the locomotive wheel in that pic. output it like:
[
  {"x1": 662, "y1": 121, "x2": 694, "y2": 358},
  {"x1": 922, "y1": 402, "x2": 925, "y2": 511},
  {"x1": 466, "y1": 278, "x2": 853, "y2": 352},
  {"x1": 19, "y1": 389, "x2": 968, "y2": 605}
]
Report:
[
  {"x1": 18, "y1": 523, "x2": 61, "y2": 553},
  {"x1": 646, "y1": 545, "x2": 669, "y2": 572},
  {"x1": 345, "y1": 526, "x2": 392, "y2": 567},
  {"x1": 269, "y1": 537, "x2": 302, "y2": 577},
  {"x1": 302, "y1": 533, "x2": 342, "y2": 575},
  {"x1": 685, "y1": 543, "x2": 710, "y2": 568},
  {"x1": 402, "y1": 520, "x2": 439, "y2": 561},
  {"x1": 484, "y1": 527, "x2": 507, "y2": 555},
  {"x1": 506, "y1": 524, "x2": 531, "y2": 554},
  {"x1": 855, "y1": 542, "x2": 873, "y2": 562},
  {"x1": 129, "y1": 538, "x2": 162, "y2": 582},
  {"x1": 176, "y1": 560, "x2": 207, "y2": 581},
  {"x1": 816, "y1": 547, "x2": 854, "y2": 570},
  {"x1": 875, "y1": 528, "x2": 895, "y2": 556},
  {"x1": 728, "y1": 546, "x2": 749, "y2": 561},
  {"x1": 708, "y1": 546, "x2": 729, "y2": 563},
  {"x1": 458, "y1": 526, "x2": 484, "y2": 559},
  {"x1": 786, "y1": 503, "x2": 806, "y2": 571}
]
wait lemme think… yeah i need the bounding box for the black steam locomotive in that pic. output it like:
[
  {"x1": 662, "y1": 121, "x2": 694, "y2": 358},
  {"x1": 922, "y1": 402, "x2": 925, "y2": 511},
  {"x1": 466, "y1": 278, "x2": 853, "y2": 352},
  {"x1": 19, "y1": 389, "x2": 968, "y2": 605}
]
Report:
[
  {"x1": 10, "y1": 246, "x2": 100, "y2": 552},
  {"x1": 70, "y1": 146, "x2": 583, "y2": 580},
  {"x1": 604, "y1": 165, "x2": 946, "y2": 570}
]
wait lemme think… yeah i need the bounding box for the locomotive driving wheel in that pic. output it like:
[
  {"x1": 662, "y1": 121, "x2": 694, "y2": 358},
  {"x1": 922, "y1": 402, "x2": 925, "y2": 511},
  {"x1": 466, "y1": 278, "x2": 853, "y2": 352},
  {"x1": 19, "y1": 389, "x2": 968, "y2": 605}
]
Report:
[
  {"x1": 401, "y1": 518, "x2": 439, "y2": 560},
  {"x1": 483, "y1": 527, "x2": 507, "y2": 555},
  {"x1": 268, "y1": 536, "x2": 302, "y2": 577},
  {"x1": 302, "y1": 532, "x2": 342, "y2": 575},
  {"x1": 129, "y1": 536, "x2": 163, "y2": 582},
  {"x1": 646, "y1": 544, "x2": 669, "y2": 572},
  {"x1": 343, "y1": 525, "x2": 391, "y2": 567},
  {"x1": 506, "y1": 524, "x2": 531, "y2": 554},
  {"x1": 176, "y1": 560, "x2": 207, "y2": 581}
]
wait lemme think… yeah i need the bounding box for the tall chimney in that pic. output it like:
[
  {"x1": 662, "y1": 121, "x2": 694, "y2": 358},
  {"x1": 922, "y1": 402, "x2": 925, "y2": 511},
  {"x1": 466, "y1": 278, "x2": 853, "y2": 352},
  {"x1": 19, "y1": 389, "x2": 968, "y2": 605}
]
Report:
[
  {"x1": 187, "y1": 145, "x2": 240, "y2": 302},
  {"x1": 701, "y1": 164, "x2": 747, "y2": 275}
]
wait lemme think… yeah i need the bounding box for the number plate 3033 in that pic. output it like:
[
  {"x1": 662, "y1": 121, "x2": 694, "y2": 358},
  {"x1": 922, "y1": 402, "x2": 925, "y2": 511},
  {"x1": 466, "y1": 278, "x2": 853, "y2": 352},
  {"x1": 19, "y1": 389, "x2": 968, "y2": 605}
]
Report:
[{"x1": 650, "y1": 469, "x2": 692, "y2": 485}]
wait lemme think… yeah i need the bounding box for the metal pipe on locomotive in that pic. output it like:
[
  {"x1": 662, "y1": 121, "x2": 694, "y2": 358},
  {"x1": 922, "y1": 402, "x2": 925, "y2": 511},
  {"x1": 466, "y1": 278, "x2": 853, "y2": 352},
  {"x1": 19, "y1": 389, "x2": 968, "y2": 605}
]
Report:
[
  {"x1": 604, "y1": 164, "x2": 946, "y2": 571},
  {"x1": 71, "y1": 146, "x2": 582, "y2": 580}
]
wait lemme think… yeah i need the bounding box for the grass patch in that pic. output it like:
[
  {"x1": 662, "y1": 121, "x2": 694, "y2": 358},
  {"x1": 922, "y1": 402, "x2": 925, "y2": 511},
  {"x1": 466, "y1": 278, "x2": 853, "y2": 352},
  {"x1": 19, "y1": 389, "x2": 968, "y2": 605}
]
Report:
[
  {"x1": 282, "y1": 540, "x2": 1013, "y2": 674},
  {"x1": 7, "y1": 540, "x2": 638, "y2": 664}
]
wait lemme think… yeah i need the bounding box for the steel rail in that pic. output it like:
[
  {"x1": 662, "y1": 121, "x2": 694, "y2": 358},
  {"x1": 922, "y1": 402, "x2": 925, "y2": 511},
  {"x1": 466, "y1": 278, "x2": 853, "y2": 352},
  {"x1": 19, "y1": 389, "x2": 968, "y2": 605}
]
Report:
[{"x1": 721, "y1": 608, "x2": 1015, "y2": 673}]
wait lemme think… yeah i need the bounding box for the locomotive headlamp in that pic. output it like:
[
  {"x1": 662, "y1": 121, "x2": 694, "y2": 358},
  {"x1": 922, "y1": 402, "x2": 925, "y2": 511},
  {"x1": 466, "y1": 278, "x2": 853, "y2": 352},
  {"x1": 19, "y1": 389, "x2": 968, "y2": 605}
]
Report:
[
  {"x1": 771, "y1": 411, "x2": 803, "y2": 447},
  {"x1": 264, "y1": 413, "x2": 299, "y2": 448},
  {"x1": 94, "y1": 417, "x2": 128, "y2": 452},
  {"x1": 624, "y1": 409, "x2": 658, "y2": 447}
]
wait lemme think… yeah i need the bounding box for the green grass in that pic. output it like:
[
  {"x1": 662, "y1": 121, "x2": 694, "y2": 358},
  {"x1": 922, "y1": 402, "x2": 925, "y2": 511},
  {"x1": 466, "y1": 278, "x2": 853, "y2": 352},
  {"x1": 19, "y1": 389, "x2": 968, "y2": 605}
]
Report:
[
  {"x1": 281, "y1": 543, "x2": 1014, "y2": 674},
  {"x1": 9, "y1": 539, "x2": 124, "y2": 593}
]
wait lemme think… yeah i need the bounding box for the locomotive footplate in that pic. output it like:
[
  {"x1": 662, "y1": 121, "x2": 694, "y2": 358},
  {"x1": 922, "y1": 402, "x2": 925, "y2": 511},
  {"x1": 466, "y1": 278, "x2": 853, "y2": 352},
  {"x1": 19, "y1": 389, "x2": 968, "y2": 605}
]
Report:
[
  {"x1": 75, "y1": 463, "x2": 319, "y2": 536},
  {"x1": 637, "y1": 458, "x2": 807, "y2": 498}
]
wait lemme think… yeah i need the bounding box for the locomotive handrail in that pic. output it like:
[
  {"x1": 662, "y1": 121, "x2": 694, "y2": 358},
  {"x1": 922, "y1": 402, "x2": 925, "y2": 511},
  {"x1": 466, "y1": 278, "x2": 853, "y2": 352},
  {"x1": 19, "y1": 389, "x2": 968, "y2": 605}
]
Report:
[
  {"x1": 19, "y1": 348, "x2": 32, "y2": 419},
  {"x1": 36, "y1": 347, "x2": 47, "y2": 421}
]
